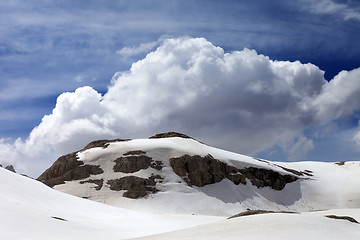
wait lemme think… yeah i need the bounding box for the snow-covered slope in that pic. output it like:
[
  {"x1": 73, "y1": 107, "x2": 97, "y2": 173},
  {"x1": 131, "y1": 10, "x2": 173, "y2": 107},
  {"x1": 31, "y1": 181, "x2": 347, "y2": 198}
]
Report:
[
  {"x1": 38, "y1": 134, "x2": 360, "y2": 216},
  {"x1": 128, "y1": 210, "x2": 360, "y2": 240},
  {"x1": 0, "y1": 167, "x2": 222, "y2": 240}
]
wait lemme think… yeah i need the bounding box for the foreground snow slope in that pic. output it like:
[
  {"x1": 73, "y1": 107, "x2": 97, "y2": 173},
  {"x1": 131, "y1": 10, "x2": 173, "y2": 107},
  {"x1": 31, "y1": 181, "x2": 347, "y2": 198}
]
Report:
[
  {"x1": 0, "y1": 167, "x2": 221, "y2": 240},
  {"x1": 129, "y1": 210, "x2": 360, "y2": 240},
  {"x1": 48, "y1": 137, "x2": 360, "y2": 215}
]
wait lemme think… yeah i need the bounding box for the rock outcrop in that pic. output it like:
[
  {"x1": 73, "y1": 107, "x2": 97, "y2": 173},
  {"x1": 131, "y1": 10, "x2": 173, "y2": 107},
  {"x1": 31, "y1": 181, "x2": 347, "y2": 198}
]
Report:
[
  {"x1": 113, "y1": 155, "x2": 153, "y2": 173},
  {"x1": 149, "y1": 132, "x2": 192, "y2": 139},
  {"x1": 4, "y1": 165, "x2": 16, "y2": 173},
  {"x1": 37, "y1": 139, "x2": 132, "y2": 187},
  {"x1": 83, "y1": 139, "x2": 130, "y2": 150},
  {"x1": 113, "y1": 151, "x2": 164, "y2": 173},
  {"x1": 170, "y1": 154, "x2": 297, "y2": 190},
  {"x1": 37, "y1": 150, "x2": 103, "y2": 187},
  {"x1": 107, "y1": 175, "x2": 163, "y2": 199}
]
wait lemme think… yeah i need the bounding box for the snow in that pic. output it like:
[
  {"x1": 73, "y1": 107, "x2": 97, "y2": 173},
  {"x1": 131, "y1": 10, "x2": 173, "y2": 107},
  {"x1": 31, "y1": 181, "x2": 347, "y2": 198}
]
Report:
[
  {"x1": 0, "y1": 167, "x2": 222, "y2": 240},
  {"x1": 130, "y1": 211, "x2": 360, "y2": 240},
  {"x1": 2, "y1": 137, "x2": 360, "y2": 239}
]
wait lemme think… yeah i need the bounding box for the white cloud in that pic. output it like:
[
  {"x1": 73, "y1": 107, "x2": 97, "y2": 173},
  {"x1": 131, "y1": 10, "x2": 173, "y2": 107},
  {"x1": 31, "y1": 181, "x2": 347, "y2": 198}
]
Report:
[
  {"x1": 116, "y1": 41, "x2": 158, "y2": 57},
  {"x1": 1, "y1": 37, "x2": 360, "y2": 177},
  {"x1": 312, "y1": 68, "x2": 360, "y2": 121}
]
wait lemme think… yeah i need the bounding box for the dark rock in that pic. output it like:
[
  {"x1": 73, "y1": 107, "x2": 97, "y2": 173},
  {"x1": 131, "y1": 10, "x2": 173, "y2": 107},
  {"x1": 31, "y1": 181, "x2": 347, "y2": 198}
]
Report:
[
  {"x1": 325, "y1": 215, "x2": 359, "y2": 224},
  {"x1": 51, "y1": 216, "x2": 67, "y2": 221},
  {"x1": 80, "y1": 179, "x2": 104, "y2": 191},
  {"x1": 37, "y1": 139, "x2": 130, "y2": 187},
  {"x1": 276, "y1": 166, "x2": 303, "y2": 176},
  {"x1": 83, "y1": 139, "x2": 130, "y2": 150},
  {"x1": 37, "y1": 151, "x2": 104, "y2": 187},
  {"x1": 170, "y1": 154, "x2": 298, "y2": 190},
  {"x1": 227, "y1": 173, "x2": 246, "y2": 185},
  {"x1": 335, "y1": 161, "x2": 346, "y2": 166},
  {"x1": 149, "y1": 132, "x2": 192, "y2": 139},
  {"x1": 113, "y1": 155, "x2": 153, "y2": 173},
  {"x1": 239, "y1": 167, "x2": 298, "y2": 190},
  {"x1": 63, "y1": 164, "x2": 103, "y2": 181},
  {"x1": 255, "y1": 157, "x2": 309, "y2": 177},
  {"x1": 0, "y1": 164, "x2": 2, "y2": 167},
  {"x1": 123, "y1": 150, "x2": 146, "y2": 156},
  {"x1": 170, "y1": 154, "x2": 229, "y2": 187},
  {"x1": 37, "y1": 152, "x2": 83, "y2": 186},
  {"x1": 5, "y1": 165, "x2": 16, "y2": 173},
  {"x1": 107, "y1": 175, "x2": 163, "y2": 199},
  {"x1": 228, "y1": 210, "x2": 298, "y2": 219},
  {"x1": 150, "y1": 160, "x2": 164, "y2": 170}
]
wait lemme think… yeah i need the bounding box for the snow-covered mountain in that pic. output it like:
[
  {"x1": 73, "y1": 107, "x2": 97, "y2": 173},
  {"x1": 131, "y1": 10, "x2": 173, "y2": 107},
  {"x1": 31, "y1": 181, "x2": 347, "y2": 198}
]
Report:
[
  {"x1": 38, "y1": 132, "x2": 360, "y2": 215},
  {"x1": 2, "y1": 132, "x2": 360, "y2": 239}
]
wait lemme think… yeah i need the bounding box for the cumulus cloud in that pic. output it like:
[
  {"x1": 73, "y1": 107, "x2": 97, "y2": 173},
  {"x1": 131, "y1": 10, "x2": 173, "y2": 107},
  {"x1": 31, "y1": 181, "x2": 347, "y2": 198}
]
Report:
[{"x1": 1, "y1": 37, "x2": 360, "y2": 177}]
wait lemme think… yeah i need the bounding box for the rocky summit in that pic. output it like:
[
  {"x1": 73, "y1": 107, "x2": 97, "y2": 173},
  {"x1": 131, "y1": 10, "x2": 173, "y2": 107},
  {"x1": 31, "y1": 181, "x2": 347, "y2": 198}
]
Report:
[{"x1": 37, "y1": 132, "x2": 360, "y2": 215}]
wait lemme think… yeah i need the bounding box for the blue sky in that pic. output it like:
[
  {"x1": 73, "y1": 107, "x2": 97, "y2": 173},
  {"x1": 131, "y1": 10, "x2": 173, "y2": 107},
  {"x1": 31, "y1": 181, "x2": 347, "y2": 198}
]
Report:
[{"x1": 1, "y1": 0, "x2": 360, "y2": 177}]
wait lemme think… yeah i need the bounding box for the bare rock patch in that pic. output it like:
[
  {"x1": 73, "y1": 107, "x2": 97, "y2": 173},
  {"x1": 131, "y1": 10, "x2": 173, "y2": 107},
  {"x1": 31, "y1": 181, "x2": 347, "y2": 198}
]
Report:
[
  {"x1": 149, "y1": 132, "x2": 192, "y2": 139},
  {"x1": 80, "y1": 179, "x2": 104, "y2": 191},
  {"x1": 107, "y1": 175, "x2": 163, "y2": 199},
  {"x1": 123, "y1": 150, "x2": 147, "y2": 156},
  {"x1": 228, "y1": 210, "x2": 298, "y2": 219},
  {"x1": 325, "y1": 215, "x2": 359, "y2": 224},
  {"x1": 170, "y1": 154, "x2": 298, "y2": 190},
  {"x1": 113, "y1": 155, "x2": 153, "y2": 173},
  {"x1": 83, "y1": 139, "x2": 130, "y2": 150}
]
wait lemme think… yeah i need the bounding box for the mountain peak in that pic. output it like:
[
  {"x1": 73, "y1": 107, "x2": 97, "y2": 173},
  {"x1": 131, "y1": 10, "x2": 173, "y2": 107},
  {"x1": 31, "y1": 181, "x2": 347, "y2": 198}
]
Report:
[{"x1": 36, "y1": 135, "x2": 324, "y2": 215}]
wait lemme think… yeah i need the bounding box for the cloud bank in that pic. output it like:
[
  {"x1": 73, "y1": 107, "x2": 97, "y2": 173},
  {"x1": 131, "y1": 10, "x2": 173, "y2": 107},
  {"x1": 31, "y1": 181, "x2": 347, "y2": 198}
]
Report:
[{"x1": 1, "y1": 37, "x2": 360, "y2": 177}]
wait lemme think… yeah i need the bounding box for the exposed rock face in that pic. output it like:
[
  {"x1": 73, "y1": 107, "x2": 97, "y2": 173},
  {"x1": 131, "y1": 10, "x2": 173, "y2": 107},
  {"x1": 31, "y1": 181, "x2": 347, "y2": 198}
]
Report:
[
  {"x1": 239, "y1": 167, "x2": 297, "y2": 190},
  {"x1": 107, "y1": 175, "x2": 163, "y2": 199},
  {"x1": 113, "y1": 155, "x2": 153, "y2": 173},
  {"x1": 37, "y1": 139, "x2": 132, "y2": 187},
  {"x1": 170, "y1": 154, "x2": 297, "y2": 190},
  {"x1": 325, "y1": 215, "x2": 359, "y2": 224},
  {"x1": 170, "y1": 154, "x2": 244, "y2": 187},
  {"x1": 228, "y1": 210, "x2": 298, "y2": 219},
  {"x1": 114, "y1": 151, "x2": 164, "y2": 173},
  {"x1": 123, "y1": 150, "x2": 147, "y2": 156},
  {"x1": 150, "y1": 161, "x2": 164, "y2": 170},
  {"x1": 149, "y1": 132, "x2": 192, "y2": 139},
  {"x1": 5, "y1": 165, "x2": 16, "y2": 173},
  {"x1": 83, "y1": 139, "x2": 130, "y2": 150},
  {"x1": 37, "y1": 151, "x2": 103, "y2": 187}
]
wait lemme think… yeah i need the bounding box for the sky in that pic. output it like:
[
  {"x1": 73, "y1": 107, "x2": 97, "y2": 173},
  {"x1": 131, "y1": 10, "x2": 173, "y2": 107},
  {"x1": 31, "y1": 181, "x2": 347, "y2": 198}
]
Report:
[{"x1": 0, "y1": 0, "x2": 360, "y2": 177}]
